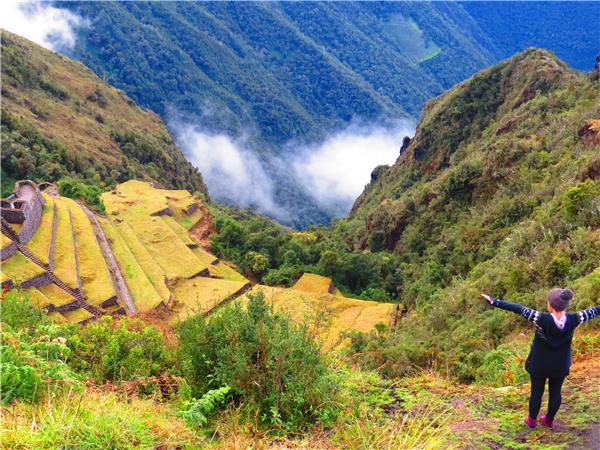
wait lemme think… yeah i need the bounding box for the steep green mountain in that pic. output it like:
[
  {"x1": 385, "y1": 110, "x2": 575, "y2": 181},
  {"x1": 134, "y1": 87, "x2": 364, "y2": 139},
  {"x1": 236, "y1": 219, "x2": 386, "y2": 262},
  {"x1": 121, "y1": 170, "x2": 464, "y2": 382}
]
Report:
[
  {"x1": 59, "y1": 2, "x2": 598, "y2": 227},
  {"x1": 206, "y1": 49, "x2": 600, "y2": 381},
  {"x1": 1, "y1": 30, "x2": 208, "y2": 198},
  {"x1": 341, "y1": 49, "x2": 600, "y2": 379}
]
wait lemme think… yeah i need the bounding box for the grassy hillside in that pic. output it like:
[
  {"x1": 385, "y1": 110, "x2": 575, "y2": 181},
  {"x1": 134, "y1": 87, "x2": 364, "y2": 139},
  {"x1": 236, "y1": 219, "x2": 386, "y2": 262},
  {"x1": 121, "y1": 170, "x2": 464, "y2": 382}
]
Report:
[
  {"x1": 2, "y1": 288, "x2": 599, "y2": 449},
  {"x1": 341, "y1": 49, "x2": 600, "y2": 379},
  {"x1": 1, "y1": 30, "x2": 207, "y2": 197}
]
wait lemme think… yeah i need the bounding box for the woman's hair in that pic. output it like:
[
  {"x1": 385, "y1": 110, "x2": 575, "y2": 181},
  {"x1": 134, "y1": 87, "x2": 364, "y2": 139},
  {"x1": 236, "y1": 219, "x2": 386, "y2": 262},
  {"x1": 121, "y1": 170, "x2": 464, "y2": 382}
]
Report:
[{"x1": 548, "y1": 288, "x2": 574, "y2": 311}]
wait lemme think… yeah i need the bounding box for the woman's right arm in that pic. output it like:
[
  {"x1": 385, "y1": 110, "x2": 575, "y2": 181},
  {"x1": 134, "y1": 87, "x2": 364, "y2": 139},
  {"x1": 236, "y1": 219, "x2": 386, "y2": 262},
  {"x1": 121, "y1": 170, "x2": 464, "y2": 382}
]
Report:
[{"x1": 481, "y1": 293, "x2": 541, "y2": 322}]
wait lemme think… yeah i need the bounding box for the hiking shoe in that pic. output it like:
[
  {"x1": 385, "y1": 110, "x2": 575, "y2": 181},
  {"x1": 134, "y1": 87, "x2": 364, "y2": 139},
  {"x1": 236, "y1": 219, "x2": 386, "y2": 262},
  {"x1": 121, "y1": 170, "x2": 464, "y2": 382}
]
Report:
[
  {"x1": 524, "y1": 416, "x2": 537, "y2": 429},
  {"x1": 540, "y1": 415, "x2": 555, "y2": 429}
]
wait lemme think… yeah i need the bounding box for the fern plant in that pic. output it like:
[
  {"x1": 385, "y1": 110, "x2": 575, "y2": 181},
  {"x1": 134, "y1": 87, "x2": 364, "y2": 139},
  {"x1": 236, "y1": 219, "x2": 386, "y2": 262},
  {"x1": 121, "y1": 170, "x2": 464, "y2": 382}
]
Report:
[{"x1": 178, "y1": 385, "x2": 231, "y2": 426}]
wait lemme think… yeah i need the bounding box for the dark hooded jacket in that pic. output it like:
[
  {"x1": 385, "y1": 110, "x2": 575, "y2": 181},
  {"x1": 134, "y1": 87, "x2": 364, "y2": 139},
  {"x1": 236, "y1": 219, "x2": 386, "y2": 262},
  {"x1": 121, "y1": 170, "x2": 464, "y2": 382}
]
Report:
[{"x1": 490, "y1": 297, "x2": 600, "y2": 378}]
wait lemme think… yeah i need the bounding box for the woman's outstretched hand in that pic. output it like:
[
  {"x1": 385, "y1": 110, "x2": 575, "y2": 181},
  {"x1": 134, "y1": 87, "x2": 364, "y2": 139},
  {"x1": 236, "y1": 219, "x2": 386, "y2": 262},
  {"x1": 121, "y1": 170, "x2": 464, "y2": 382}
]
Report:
[{"x1": 480, "y1": 293, "x2": 494, "y2": 305}]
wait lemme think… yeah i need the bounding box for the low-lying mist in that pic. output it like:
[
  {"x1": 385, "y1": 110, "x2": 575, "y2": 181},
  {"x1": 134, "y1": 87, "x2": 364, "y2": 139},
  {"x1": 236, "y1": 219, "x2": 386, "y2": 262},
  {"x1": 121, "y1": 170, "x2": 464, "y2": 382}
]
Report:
[
  {"x1": 290, "y1": 121, "x2": 415, "y2": 217},
  {"x1": 172, "y1": 123, "x2": 290, "y2": 223},
  {"x1": 171, "y1": 118, "x2": 415, "y2": 226}
]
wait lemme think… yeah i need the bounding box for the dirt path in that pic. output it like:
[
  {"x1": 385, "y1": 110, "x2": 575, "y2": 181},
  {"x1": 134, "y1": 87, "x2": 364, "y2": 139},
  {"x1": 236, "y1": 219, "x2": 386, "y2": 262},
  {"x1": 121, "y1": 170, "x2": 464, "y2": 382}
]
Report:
[
  {"x1": 567, "y1": 354, "x2": 600, "y2": 450},
  {"x1": 443, "y1": 332, "x2": 600, "y2": 449},
  {"x1": 188, "y1": 202, "x2": 215, "y2": 250}
]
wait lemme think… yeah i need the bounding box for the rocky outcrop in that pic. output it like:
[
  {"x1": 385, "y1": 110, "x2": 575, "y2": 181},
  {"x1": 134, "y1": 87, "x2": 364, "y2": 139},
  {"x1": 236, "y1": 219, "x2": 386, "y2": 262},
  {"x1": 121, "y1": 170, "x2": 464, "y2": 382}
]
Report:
[
  {"x1": 399, "y1": 136, "x2": 412, "y2": 156},
  {"x1": 578, "y1": 119, "x2": 600, "y2": 146},
  {"x1": 591, "y1": 54, "x2": 600, "y2": 81},
  {"x1": 370, "y1": 165, "x2": 389, "y2": 183}
]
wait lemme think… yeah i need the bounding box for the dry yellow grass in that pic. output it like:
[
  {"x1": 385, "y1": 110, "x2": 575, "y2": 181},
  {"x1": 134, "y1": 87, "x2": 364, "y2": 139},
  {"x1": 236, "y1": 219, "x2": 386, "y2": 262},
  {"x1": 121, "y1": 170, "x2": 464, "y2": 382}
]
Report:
[
  {"x1": 25, "y1": 195, "x2": 55, "y2": 266},
  {"x1": 112, "y1": 221, "x2": 171, "y2": 302},
  {"x1": 134, "y1": 216, "x2": 208, "y2": 281},
  {"x1": 46, "y1": 311, "x2": 67, "y2": 324},
  {"x1": 10, "y1": 223, "x2": 23, "y2": 233},
  {"x1": 64, "y1": 198, "x2": 115, "y2": 305},
  {"x1": 51, "y1": 198, "x2": 78, "y2": 289},
  {"x1": 167, "y1": 193, "x2": 199, "y2": 217},
  {"x1": 27, "y1": 288, "x2": 52, "y2": 309},
  {"x1": 102, "y1": 181, "x2": 209, "y2": 281},
  {"x1": 1, "y1": 251, "x2": 46, "y2": 285},
  {"x1": 0, "y1": 231, "x2": 13, "y2": 250},
  {"x1": 161, "y1": 216, "x2": 196, "y2": 246},
  {"x1": 24, "y1": 284, "x2": 83, "y2": 323},
  {"x1": 293, "y1": 273, "x2": 335, "y2": 295},
  {"x1": 37, "y1": 283, "x2": 78, "y2": 307},
  {"x1": 213, "y1": 261, "x2": 247, "y2": 282},
  {"x1": 99, "y1": 217, "x2": 164, "y2": 312},
  {"x1": 0, "y1": 387, "x2": 200, "y2": 449},
  {"x1": 103, "y1": 180, "x2": 170, "y2": 217},
  {"x1": 247, "y1": 285, "x2": 395, "y2": 349},
  {"x1": 169, "y1": 277, "x2": 249, "y2": 322},
  {"x1": 190, "y1": 246, "x2": 219, "y2": 266}
]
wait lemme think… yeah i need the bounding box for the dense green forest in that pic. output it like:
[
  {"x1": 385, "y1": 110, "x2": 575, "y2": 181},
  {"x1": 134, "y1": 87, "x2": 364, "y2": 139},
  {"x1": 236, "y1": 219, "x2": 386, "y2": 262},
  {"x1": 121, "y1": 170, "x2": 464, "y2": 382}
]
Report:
[
  {"x1": 62, "y1": 1, "x2": 497, "y2": 226},
  {"x1": 461, "y1": 1, "x2": 600, "y2": 71},
  {"x1": 209, "y1": 49, "x2": 600, "y2": 380},
  {"x1": 61, "y1": 1, "x2": 599, "y2": 227}
]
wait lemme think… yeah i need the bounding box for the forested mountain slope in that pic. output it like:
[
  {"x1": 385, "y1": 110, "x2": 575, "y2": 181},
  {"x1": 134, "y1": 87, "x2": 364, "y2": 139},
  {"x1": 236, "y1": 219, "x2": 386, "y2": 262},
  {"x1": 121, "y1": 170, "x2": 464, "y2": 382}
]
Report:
[
  {"x1": 462, "y1": 1, "x2": 600, "y2": 71},
  {"x1": 60, "y1": 1, "x2": 599, "y2": 227},
  {"x1": 64, "y1": 1, "x2": 493, "y2": 143},
  {"x1": 60, "y1": 1, "x2": 498, "y2": 226},
  {"x1": 341, "y1": 49, "x2": 600, "y2": 379},
  {"x1": 1, "y1": 30, "x2": 208, "y2": 198}
]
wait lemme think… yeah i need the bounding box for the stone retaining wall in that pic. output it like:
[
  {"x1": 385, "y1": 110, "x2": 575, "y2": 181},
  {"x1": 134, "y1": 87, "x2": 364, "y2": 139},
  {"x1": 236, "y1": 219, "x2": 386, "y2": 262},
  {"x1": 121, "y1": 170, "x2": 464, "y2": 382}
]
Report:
[
  {"x1": 20, "y1": 272, "x2": 51, "y2": 289},
  {"x1": 150, "y1": 207, "x2": 173, "y2": 217},
  {"x1": 1, "y1": 241, "x2": 18, "y2": 261}
]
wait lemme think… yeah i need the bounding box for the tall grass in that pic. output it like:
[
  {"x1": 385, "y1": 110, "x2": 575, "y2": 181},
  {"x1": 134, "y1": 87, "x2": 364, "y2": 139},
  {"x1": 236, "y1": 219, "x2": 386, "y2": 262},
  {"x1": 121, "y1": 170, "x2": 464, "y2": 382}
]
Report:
[{"x1": 0, "y1": 388, "x2": 199, "y2": 449}]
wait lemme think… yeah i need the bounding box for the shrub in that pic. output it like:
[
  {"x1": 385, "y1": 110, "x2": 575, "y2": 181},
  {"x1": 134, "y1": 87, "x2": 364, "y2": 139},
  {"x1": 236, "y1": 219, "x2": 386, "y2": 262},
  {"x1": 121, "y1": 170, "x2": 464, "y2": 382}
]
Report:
[
  {"x1": 0, "y1": 290, "x2": 81, "y2": 405},
  {"x1": 562, "y1": 179, "x2": 600, "y2": 226},
  {"x1": 57, "y1": 177, "x2": 106, "y2": 213},
  {"x1": 1, "y1": 327, "x2": 81, "y2": 405},
  {"x1": 1, "y1": 288, "x2": 50, "y2": 333},
  {"x1": 244, "y1": 251, "x2": 269, "y2": 277},
  {"x1": 178, "y1": 385, "x2": 231, "y2": 426},
  {"x1": 263, "y1": 265, "x2": 298, "y2": 286},
  {"x1": 475, "y1": 346, "x2": 528, "y2": 387},
  {"x1": 177, "y1": 292, "x2": 340, "y2": 430},
  {"x1": 59, "y1": 316, "x2": 173, "y2": 383}
]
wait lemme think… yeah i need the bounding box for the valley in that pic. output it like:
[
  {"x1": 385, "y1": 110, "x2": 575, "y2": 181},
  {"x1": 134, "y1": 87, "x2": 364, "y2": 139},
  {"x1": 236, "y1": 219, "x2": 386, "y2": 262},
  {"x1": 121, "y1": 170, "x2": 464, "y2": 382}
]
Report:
[{"x1": 1, "y1": 9, "x2": 599, "y2": 449}]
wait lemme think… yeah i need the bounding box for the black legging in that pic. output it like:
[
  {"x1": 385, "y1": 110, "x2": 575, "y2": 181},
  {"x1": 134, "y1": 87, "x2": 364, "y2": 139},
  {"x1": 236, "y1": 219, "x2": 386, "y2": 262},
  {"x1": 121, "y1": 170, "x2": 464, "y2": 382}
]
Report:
[{"x1": 529, "y1": 376, "x2": 565, "y2": 421}]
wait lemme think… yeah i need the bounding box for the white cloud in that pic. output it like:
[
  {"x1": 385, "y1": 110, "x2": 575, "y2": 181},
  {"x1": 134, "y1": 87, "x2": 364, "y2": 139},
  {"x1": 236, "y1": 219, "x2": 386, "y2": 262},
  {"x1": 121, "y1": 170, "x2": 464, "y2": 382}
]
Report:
[
  {"x1": 171, "y1": 115, "x2": 415, "y2": 226},
  {"x1": 172, "y1": 123, "x2": 290, "y2": 222},
  {"x1": 1, "y1": 1, "x2": 86, "y2": 52},
  {"x1": 291, "y1": 121, "x2": 415, "y2": 217}
]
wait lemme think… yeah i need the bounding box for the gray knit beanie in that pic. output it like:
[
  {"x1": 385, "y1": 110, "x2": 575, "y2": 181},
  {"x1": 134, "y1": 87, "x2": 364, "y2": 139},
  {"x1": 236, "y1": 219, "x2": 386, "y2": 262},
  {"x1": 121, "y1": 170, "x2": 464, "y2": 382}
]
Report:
[{"x1": 548, "y1": 288, "x2": 574, "y2": 311}]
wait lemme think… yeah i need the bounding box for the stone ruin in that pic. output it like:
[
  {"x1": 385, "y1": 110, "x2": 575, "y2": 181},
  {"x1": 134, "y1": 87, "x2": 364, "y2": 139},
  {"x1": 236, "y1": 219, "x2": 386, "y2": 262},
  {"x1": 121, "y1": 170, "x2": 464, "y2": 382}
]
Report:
[{"x1": 1, "y1": 180, "x2": 44, "y2": 261}]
